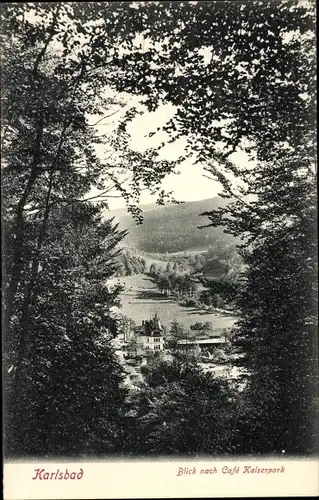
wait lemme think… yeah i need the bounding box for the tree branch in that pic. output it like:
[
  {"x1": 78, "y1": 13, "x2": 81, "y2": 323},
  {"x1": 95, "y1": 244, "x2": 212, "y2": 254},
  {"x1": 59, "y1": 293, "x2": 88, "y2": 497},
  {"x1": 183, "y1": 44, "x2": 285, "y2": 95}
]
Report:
[
  {"x1": 88, "y1": 108, "x2": 123, "y2": 127},
  {"x1": 33, "y1": 5, "x2": 61, "y2": 76}
]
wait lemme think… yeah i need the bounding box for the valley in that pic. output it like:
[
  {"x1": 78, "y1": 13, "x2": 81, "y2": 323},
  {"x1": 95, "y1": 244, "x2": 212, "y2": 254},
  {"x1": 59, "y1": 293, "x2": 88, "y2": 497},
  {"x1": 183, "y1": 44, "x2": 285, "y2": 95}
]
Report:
[
  {"x1": 109, "y1": 273, "x2": 238, "y2": 332},
  {"x1": 107, "y1": 196, "x2": 242, "y2": 338}
]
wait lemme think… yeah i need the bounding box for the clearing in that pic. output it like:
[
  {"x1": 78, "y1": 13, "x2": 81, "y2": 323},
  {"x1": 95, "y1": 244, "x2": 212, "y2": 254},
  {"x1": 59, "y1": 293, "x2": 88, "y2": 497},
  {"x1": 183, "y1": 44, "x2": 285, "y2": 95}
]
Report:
[{"x1": 109, "y1": 274, "x2": 237, "y2": 331}]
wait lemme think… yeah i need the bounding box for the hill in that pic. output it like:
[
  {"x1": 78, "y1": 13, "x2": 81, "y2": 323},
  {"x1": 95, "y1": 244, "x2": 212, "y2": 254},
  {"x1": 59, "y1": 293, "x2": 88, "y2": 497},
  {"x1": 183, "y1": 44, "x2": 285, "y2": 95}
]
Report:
[
  {"x1": 107, "y1": 197, "x2": 232, "y2": 253},
  {"x1": 106, "y1": 202, "x2": 162, "y2": 223}
]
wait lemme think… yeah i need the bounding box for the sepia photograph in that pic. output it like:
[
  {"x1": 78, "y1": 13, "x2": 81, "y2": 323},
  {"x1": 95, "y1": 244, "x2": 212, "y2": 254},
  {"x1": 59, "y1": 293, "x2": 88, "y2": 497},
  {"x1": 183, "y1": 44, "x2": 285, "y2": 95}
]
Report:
[{"x1": 1, "y1": 0, "x2": 318, "y2": 498}]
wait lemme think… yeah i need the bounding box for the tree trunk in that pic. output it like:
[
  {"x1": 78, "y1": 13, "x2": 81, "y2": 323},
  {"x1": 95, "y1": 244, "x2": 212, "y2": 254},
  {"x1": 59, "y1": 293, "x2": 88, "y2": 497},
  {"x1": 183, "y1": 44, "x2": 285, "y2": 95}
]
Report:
[
  {"x1": 3, "y1": 4, "x2": 61, "y2": 333},
  {"x1": 3, "y1": 111, "x2": 44, "y2": 333}
]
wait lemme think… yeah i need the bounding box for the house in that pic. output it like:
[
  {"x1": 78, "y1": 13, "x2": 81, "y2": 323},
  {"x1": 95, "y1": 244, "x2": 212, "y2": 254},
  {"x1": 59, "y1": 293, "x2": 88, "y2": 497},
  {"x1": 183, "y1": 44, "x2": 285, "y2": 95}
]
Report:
[{"x1": 135, "y1": 313, "x2": 165, "y2": 352}]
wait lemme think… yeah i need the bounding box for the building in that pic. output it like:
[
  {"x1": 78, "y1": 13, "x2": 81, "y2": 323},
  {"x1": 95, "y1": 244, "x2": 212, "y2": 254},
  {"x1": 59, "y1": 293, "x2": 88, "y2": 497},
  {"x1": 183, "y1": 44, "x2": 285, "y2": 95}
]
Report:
[
  {"x1": 176, "y1": 337, "x2": 227, "y2": 357},
  {"x1": 135, "y1": 313, "x2": 165, "y2": 352},
  {"x1": 177, "y1": 338, "x2": 226, "y2": 347}
]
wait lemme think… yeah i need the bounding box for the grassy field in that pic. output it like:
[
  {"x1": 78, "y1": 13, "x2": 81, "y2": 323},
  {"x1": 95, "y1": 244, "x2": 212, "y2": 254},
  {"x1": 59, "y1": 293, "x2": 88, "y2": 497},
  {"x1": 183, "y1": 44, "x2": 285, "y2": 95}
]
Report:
[{"x1": 109, "y1": 274, "x2": 238, "y2": 332}]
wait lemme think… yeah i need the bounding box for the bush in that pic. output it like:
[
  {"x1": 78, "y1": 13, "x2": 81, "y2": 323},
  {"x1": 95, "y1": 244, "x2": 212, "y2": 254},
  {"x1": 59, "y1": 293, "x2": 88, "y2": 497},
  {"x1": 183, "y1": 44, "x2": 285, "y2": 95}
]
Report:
[{"x1": 178, "y1": 297, "x2": 201, "y2": 307}]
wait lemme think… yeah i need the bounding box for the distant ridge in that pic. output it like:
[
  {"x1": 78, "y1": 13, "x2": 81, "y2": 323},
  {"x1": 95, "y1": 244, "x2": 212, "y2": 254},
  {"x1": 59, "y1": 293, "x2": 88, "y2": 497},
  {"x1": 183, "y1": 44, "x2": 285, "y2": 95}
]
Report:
[
  {"x1": 105, "y1": 197, "x2": 232, "y2": 253},
  {"x1": 105, "y1": 201, "x2": 163, "y2": 222}
]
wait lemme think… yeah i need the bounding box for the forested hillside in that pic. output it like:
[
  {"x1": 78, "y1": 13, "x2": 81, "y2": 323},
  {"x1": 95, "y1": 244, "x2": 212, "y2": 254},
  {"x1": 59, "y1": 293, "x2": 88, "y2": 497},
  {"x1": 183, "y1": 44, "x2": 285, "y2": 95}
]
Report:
[
  {"x1": 115, "y1": 247, "x2": 147, "y2": 276},
  {"x1": 114, "y1": 197, "x2": 232, "y2": 253}
]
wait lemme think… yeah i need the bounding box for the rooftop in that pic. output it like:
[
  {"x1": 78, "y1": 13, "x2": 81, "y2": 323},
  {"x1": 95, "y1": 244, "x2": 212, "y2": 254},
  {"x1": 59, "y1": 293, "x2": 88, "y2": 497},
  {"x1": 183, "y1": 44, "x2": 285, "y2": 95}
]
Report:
[
  {"x1": 136, "y1": 313, "x2": 164, "y2": 337},
  {"x1": 177, "y1": 338, "x2": 226, "y2": 345}
]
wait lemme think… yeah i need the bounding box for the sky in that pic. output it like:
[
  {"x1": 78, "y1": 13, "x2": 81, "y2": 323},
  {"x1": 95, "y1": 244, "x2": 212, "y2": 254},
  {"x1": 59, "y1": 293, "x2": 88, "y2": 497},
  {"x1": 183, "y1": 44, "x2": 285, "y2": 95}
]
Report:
[
  {"x1": 26, "y1": 4, "x2": 312, "y2": 212},
  {"x1": 125, "y1": 104, "x2": 222, "y2": 206},
  {"x1": 91, "y1": 96, "x2": 253, "y2": 211}
]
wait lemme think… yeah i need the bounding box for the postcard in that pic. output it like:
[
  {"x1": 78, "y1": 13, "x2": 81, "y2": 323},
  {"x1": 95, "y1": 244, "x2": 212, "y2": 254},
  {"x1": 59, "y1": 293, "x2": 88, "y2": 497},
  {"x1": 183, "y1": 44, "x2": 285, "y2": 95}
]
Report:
[{"x1": 2, "y1": 1, "x2": 318, "y2": 499}]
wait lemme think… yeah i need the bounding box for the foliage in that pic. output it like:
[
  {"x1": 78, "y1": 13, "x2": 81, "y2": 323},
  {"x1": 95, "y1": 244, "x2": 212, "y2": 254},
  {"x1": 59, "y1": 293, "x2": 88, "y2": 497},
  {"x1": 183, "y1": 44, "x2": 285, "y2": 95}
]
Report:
[
  {"x1": 4, "y1": 206, "x2": 127, "y2": 457},
  {"x1": 199, "y1": 285, "x2": 237, "y2": 308},
  {"x1": 126, "y1": 336, "x2": 139, "y2": 357},
  {"x1": 108, "y1": 1, "x2": 315, "y2": 165},
  {"x1": 123, "y1": 359, "x2": 250, "y2": 455},
  {"x1": 115, "y1": 247, "x2": 146, "y2": 276},
  {"x1": 190, "y1": 321, "x2": 212, "y2": 332},
  {"x1": 107, "y1": 0, "x2": 317, "y2": 453},
  {"x1": 2, "y1": 0, "x2": 317, "y2": 458},
  {"x1": 178, "y1": 297, "x2": 201, "y2": 308},
  {"x1": 169, "y1": 319, "x2": 186, "y2": 339},
  {"x1": 109, "y1": 0, "x2": 317, "y2": 454},
  {"x1": 2, "y1": 1, "x2": 182, "y2": 336},
  {"x1": 234, "y1": 201, "x2": 318, "y2": 454},
  {"x1": 115, "y1": 314, "x2": 136, "y2": 339},
  {"x1": 149, "y1": 267, "x2": 199, "y2": 299},
  {"x1": 1, "y1": 3, "x2": 183, "y2": 458}
]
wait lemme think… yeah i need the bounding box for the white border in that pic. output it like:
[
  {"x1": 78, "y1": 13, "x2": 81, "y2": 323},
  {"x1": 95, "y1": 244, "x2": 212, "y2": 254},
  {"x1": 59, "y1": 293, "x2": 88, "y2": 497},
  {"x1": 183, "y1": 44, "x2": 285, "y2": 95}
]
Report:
[{"x1": 4, "y1": 457, "x2": 319, "y2": 499}]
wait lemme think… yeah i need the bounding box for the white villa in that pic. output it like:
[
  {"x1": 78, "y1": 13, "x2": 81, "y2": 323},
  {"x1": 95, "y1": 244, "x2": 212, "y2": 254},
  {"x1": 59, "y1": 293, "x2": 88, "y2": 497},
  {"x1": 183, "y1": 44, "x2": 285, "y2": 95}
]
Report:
[{"x1": 135, "y1": 313, "x2": 165, "y2": 352}]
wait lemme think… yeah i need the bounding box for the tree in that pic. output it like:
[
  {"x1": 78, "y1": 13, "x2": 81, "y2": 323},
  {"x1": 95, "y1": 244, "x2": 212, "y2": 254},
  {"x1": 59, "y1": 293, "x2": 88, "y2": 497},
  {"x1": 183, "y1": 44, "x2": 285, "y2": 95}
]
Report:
[
  {"x1": 194, "y1": 254, "x2": 205, "y2": 271},
  {"x1": 2, "y1": 0, "x2": 317, "y2": 458},
  {"x1": 123, "y1": 359, "x2": 245, "y2": 455},
  {"x1": 2, "y1": 4, "x2": 185, "y2": 458},
  {"x1": 126, "y1": 336, "x2": 139, "y2": 357},
  {"x1": 2, "y1": 2, "x2": 180, "y2": 336},
  {"x1": 234, "y1": 198, "x2": 318, "y2": 454},
  {"x1": 97, "y1": 1, "x2": 316, "y2": 455},
  {"x1": 140, "y1": 258, "x2": 146, "y2": 273},
  {"x1": 116, "y1": 314, "x2": 136, "y2": 342},
  {"x1": 101, "y1": 0, "x2": 317, "y2": 454},
  {"x1": 190, "y1": 322, "x2": 203, "y2": 331},
  {"x1": 202, "y1": 321, "x2": 212, "y2": 331},
  {"x1": 214, "y1": 295, "x2": 225, "y2": 309},
  {"x1": 149, "y1": 263, "x2": 157, "y2": 276},
  {"x1": 199, "y1": 121, "x2": 317, "y2": 454},
  {"x1": 123, "y1": 254, "x2": 135, "y2": 276},
  {"x1": 169, "y1": 319, "x2": 186, "y2": 341},
  {"x1": 4, "y1": 205, "x2": 128, "y2": 457},
  {"x1": 115, "y1": 264, "x2": 126, "y2": 277}
]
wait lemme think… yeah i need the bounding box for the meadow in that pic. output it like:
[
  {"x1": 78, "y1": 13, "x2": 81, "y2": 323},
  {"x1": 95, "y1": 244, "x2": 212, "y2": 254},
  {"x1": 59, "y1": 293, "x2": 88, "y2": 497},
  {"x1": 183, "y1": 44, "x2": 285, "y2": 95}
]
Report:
[{"x1": 109, "y1": 274, "x2": 237, "y2": 332}]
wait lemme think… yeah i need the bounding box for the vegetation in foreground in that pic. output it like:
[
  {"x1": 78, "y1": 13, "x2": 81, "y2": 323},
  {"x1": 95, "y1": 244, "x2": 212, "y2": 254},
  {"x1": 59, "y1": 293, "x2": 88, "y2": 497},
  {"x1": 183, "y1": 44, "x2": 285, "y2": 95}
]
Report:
[{"x1": 2, "y1": 2, "x2": 317, "y2": 458}]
